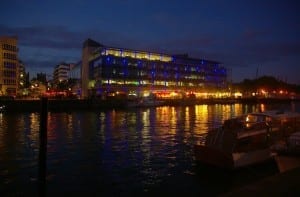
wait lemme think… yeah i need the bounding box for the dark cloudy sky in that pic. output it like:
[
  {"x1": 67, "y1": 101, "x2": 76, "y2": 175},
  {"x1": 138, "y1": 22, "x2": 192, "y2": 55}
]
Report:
[{"x1": 1, "y1": 0, "x2": 300, "y2": 84}]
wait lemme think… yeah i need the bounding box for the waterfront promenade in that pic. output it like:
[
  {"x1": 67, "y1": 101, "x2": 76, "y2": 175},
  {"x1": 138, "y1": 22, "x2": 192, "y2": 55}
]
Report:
[
  {"x1": 1, "y1": 97, "x2": 298, "y2": 112},
  {"x1": 224, "y1": 167, "x2": 300, "y2": 196}
]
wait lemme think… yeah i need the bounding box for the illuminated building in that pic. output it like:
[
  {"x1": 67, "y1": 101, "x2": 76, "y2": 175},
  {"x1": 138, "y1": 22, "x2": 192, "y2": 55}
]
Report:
[
  {"x1": 53, "y1": 62, "x2": 71, "y2": 85},
  {"x1": 69, "y1": 61, "x2": 81, "y2": 96},
  {"x1": 81, "y1": 39, "x2": 227, "y2": 98},
  {"x1": 0, "y1": 36, "x2": 18, "y2": 96},
  {"x1": 82, "y1": 39, "x2": 102, "y2": 98}
]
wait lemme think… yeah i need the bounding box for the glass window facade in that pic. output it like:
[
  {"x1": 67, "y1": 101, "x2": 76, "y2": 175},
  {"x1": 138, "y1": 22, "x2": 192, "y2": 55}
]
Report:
[{"x1": 86, "y1": 46, "x2": 227, "y2": 96}]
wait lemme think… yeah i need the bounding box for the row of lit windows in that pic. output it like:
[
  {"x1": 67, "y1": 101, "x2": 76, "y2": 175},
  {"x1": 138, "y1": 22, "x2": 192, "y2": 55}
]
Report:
[
  {"x1": 98, "y1": 66, "x2": 208, "y2": 79},
  {"x1": 100, "y1": 79, "x2": 204, "y2": 87},
  {"x1": 3, "y1": 70, "x2": 16, "y2": 77},
  {"x1": 2, "y1": 44, "x2": 17, "y2": 52},
  {"x1": 101, "y1": 48, "x2": 172, "y2": 62},
  {"x1": 6, "y1": 88, "x2": 16, "y2": 94},
  {"x1": 98, "y1": 51, "x2": 224, "y2": 71},
  {"x1": 99, "y1": 71, "x2": 206, "y2": 81},
  {"x1": 54, "y1": 71, "x2": 68, "y2": 76},
  {"x1": 53, "y1": 71, "x2": 69, "y2": 76},
  {"x1": 54, "y1": 69, "x2": 69, "y2": 74},
  {"x1": 53, "y1": 73, "x2": 68, "y2": 78},
  {"x1": 3, "y1": 79, "x2": 16, "y2": 85},
  {"x1": 3, "y1": 61, "x2": 17, "y2": 69},
  {"x1": 3, "y1": 53, "x2": 17, "y2": 60},
  {"x1": 96, "y1": 56, "x2": 226, "y2": 75},
  {"x1": 54, "y1": 67, "x2": 69, "y2": 71}
]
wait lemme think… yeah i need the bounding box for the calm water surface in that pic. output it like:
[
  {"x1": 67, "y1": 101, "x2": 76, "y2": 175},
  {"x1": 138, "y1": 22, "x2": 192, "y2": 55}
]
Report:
[{"x1": 0, "y1": 103, "x2": 299, "y2": 196}]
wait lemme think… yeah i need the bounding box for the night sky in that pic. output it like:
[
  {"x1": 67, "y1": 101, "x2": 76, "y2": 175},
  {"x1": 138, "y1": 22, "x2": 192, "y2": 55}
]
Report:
[{"x1": 1, "y1": 0, "x2": 300, "y2": 84}]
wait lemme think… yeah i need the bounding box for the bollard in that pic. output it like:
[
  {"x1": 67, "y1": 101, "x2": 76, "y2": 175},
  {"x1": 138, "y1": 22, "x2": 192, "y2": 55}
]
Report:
[{"x1": 39, "y1": 97, "x2": 48, "y2": 197}]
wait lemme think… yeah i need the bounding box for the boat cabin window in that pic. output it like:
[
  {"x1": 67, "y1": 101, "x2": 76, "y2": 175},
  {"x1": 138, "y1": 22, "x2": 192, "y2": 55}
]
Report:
[
  {"x1": 244, "y1": 114, "x2": 268, "y2": 129},
  {"x1": 245, "y1": 115, "x2": 264, "y2": 122}
]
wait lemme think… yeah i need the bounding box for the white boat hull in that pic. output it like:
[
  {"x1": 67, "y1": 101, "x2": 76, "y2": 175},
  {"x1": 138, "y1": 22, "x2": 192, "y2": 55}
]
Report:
[
  {"x1": 233, "y1": 149, "x2": 274, "y2": 168},
  {"x1": 194, "y1": 145, "x2": 274, "y2": 170}
]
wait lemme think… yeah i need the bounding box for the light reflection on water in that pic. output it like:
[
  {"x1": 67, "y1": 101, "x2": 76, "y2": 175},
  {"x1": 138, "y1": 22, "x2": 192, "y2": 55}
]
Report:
[{"x1": 0, "y1": 103, "x2": 298, "y2": 196}]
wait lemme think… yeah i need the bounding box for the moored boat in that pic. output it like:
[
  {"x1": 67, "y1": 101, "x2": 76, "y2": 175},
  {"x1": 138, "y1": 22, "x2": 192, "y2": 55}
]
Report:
[{"x1": 194, "y1": 110, "x2": 300, "y2": 170}]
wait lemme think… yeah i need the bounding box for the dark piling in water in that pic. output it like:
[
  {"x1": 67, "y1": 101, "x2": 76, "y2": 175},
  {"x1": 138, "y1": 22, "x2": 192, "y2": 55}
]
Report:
[{"x1": 39, "y1": 97, "x2": 48, "y2": 197}]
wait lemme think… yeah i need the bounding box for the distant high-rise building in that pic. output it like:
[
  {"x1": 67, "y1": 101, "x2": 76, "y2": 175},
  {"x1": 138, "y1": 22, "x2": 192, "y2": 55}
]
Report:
[
  {"x1": 53, "y1": 63, "x2": 71, "y2": 86},
  {"x1": 0, "y1": 36, "x2": 18, "y2": 96},
  {"x1": 81, "y1": 39, "x2": 103, "y2": 98}
]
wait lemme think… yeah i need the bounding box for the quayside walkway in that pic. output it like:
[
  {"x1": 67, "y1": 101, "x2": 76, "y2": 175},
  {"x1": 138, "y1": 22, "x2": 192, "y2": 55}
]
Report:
[{"x1": 224, "y1": 167, "x2": 300, "y2": 196}]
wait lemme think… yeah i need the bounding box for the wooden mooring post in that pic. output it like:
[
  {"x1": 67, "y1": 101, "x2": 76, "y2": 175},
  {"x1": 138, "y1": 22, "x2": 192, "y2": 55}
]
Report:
[{"x1": 39, "y1": 97, "x2": 48, "y2": 197}]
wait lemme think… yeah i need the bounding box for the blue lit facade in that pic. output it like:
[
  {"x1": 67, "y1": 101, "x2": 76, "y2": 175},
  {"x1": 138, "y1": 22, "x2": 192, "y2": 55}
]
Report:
[{"x1": 83, "y1": 39, "x2": 227, "y2": 98}]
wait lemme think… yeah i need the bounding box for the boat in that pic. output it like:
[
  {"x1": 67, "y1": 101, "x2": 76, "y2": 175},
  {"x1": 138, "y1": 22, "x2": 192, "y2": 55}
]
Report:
[
  {"x1": 194, "y1": 110, "x2": 300, "y2": 170},
  {"x1": 271, "y1": 132, "x2": 300, "y2": 172}
]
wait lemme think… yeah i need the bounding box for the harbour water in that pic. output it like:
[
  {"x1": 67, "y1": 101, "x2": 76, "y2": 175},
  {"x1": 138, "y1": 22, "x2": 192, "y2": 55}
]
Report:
[{"x1": 0, "y1": 102, "x2": 299, "y2": 196}]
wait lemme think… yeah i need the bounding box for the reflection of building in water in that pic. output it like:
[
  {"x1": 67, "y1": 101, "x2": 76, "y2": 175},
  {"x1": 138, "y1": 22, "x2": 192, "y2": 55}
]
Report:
[
  {"x1": 28, "y1": 113, "x2": 39, "y2": 145},
  {"x1": 81, "y1": 38, "x2": 228, "y2": 99},
  {"x1": 194, "y1": 105, "x2": 209, "y2": 134}
]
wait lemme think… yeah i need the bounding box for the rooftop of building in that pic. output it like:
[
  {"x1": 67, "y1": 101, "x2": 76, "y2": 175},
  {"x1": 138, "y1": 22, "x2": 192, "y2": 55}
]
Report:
[
  {"x1": 83, "y1": 38, "x2": 104, "y2": 48},
  {"x1": 0, "y1": 36, "x2": 18, "y2": 41}
]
